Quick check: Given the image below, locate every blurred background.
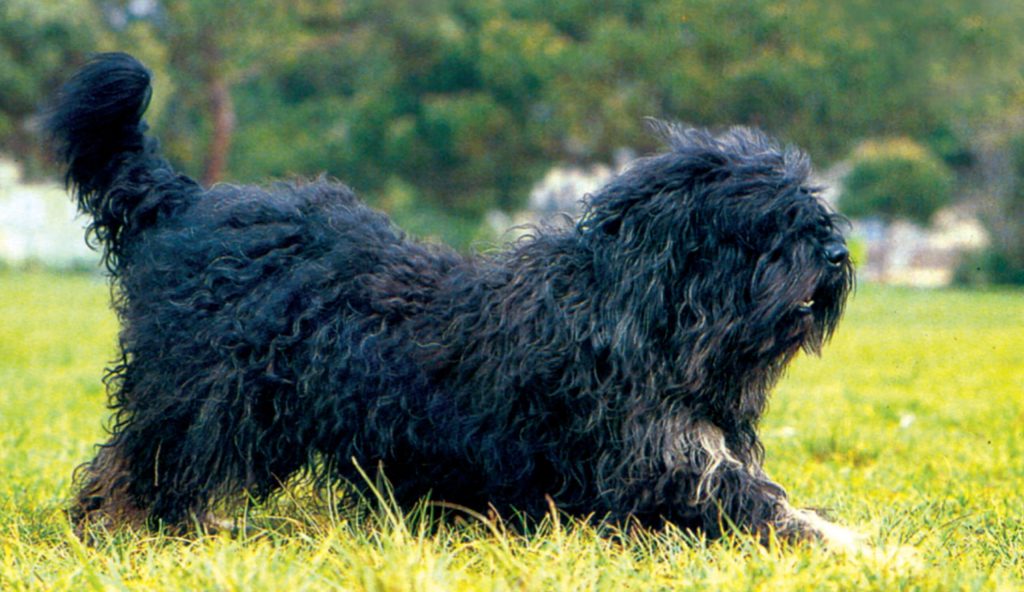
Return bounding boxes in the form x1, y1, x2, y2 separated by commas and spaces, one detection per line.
1, 0, 1022, 286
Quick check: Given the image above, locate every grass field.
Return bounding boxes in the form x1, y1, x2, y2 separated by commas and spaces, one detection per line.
0, 270, 1021, 591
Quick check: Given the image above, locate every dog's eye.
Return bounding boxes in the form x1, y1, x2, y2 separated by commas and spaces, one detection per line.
601, 217, 623, 236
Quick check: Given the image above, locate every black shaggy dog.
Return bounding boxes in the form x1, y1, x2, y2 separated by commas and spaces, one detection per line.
47, 53, 858, 547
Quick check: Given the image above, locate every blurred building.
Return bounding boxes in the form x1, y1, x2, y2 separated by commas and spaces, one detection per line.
0, 157, 96, 269
850, 209, 988, 287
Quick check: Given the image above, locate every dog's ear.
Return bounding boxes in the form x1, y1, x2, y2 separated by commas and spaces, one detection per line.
578, 182, 643, 240
581, 122, 793, 242
599, 216, 622, 237
644, 118, 693, 147
593, 199, 636, 237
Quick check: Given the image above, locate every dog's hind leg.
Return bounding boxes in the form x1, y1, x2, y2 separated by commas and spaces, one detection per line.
71, 393, 305, 535
69, 438, 149, 537
68, 426, 207, 535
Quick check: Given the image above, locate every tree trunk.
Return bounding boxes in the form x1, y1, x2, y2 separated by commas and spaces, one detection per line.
201, 74, 235, 185
201, 45, 235, 186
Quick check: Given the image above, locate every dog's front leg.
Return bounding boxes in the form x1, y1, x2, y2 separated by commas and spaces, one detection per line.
771, 501, 868, 553
679, 420, 865, 552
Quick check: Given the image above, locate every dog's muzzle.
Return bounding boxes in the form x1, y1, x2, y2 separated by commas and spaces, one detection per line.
823, 241, 849, 266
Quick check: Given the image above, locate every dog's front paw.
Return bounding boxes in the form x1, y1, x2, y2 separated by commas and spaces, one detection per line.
787, 506, 868, 554
780, 505, 923, 569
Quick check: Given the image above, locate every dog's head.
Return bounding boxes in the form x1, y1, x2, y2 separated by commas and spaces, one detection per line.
579, 123, 853, 414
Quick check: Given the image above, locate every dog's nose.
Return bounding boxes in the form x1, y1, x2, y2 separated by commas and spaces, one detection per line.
823, 242, 849, 265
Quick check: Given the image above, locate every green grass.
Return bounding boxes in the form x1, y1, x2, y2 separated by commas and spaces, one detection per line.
1, 270, 1021, 591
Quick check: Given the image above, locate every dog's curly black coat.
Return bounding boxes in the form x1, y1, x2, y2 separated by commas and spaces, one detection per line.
47, 54, 854, 541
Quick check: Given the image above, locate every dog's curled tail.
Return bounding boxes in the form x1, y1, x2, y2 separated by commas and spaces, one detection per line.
43, 52, 196, 271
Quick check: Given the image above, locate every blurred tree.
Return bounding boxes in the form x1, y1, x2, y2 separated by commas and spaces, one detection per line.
103, 0, 320, 184
956, 129, 1024, 285
1, 0, 1023, 252
0, 0, 102, 177
838, 137, 954, 282
839, 138, 954, 225
535, 0, 1013, 166
230, 0, 568, 215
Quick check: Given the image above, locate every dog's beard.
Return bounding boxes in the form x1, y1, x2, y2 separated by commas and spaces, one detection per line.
792, 260, 853, 356
749, 252, 853, 360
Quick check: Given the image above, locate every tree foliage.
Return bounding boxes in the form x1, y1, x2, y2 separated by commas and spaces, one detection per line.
1, 0, 1022, 248
839, 139, 954, 225
0, 0, 102, 177
956, 130, 1024, 285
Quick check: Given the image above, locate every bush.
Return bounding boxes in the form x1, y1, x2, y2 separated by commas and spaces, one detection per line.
954, 248, 1024, 286
839, 138, 954, 225
845, 236, 868, 269
955, 129, 1024, 286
